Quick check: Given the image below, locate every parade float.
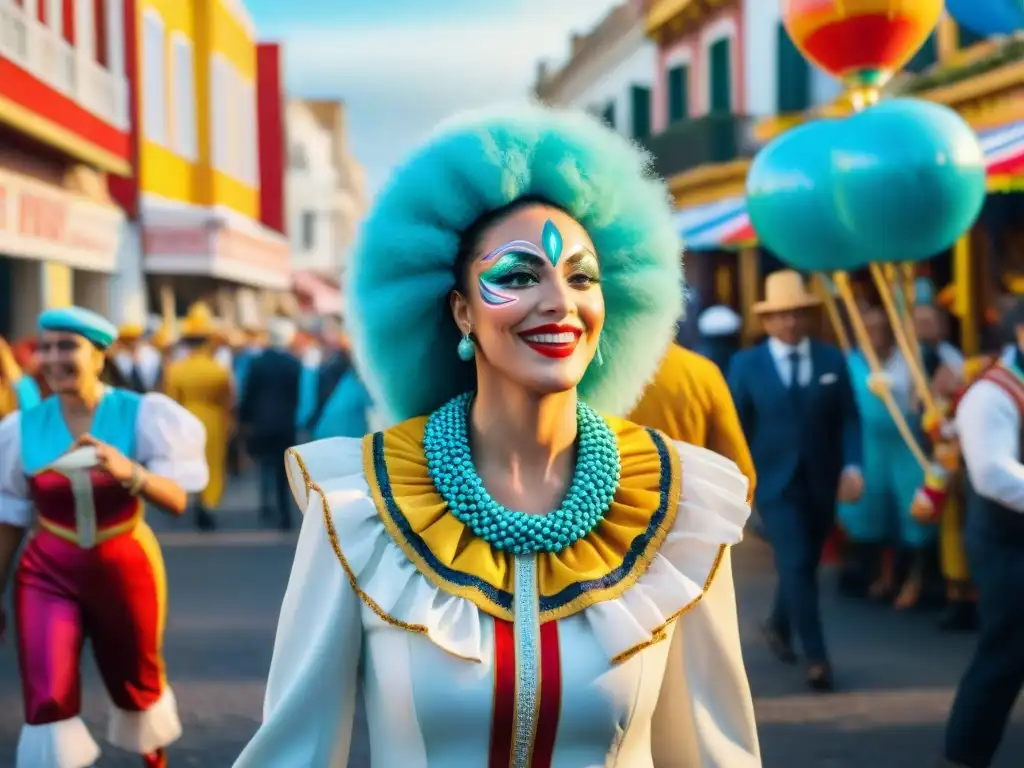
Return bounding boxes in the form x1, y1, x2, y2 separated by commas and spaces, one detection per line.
747, 0, 990, 520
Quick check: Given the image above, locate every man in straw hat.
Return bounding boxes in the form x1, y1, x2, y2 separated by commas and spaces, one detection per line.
728, 269, 864, 692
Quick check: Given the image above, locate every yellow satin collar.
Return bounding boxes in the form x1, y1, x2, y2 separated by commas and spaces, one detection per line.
362, 414, 681, 623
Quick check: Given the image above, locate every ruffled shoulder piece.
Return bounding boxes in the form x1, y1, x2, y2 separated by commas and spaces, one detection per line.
285, 421, 750, 664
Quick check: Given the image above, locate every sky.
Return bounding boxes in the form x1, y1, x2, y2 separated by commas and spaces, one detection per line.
246, 0, 622, 195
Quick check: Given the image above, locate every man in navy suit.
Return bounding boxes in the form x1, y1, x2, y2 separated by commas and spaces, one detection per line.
729, 270, 863, 691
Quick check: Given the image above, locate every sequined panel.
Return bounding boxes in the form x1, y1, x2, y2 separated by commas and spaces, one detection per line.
511, 554, 541, 767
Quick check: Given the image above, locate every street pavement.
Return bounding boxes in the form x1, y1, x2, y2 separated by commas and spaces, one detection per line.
1, 471, 1023, 767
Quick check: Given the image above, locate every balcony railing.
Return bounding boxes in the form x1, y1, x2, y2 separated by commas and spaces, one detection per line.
640, 114, 762, 180
0, 1, 127, 130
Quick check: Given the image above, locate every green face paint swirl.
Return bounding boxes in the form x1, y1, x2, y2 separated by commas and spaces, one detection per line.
542, 219, 563, 267
478, 253, 526, 306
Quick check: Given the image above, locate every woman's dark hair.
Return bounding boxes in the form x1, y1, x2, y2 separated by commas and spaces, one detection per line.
180, 336, 209, 349
452, 195, 561, 294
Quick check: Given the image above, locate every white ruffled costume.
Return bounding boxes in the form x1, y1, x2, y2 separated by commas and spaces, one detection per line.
235, 424, 761, 767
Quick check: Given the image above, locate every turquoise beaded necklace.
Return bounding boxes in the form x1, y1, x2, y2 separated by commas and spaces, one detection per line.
424, 392, 621, 555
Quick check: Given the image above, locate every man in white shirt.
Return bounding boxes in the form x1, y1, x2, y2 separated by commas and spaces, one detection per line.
942, 299, 1024, 768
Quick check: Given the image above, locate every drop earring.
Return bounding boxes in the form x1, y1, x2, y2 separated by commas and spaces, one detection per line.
457, 333, 476, 362
594, 340, 604, 367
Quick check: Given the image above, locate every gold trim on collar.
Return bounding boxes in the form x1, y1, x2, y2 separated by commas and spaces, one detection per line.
362, 415, 682, 623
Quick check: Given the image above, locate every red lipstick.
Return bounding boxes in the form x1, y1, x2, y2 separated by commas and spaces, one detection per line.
517, 323, 583, 359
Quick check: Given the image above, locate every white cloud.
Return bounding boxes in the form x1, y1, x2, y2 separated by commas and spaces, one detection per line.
277, 2, 620, 194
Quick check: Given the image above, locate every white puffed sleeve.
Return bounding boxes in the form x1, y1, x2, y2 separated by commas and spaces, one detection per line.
233, 475, 363, 767
0, 413, 31, 528
135, 393, 209, 492
651, 547, 761, 767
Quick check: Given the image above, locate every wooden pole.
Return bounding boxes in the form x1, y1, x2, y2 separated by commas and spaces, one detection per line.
952, 232, 977, 355
738, 246, 759, 346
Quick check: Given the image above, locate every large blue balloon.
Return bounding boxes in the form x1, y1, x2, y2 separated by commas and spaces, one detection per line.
747, 121, 865, 273
945, 0, 1023, 36
834, 99, 987, 263
747, 99, 986, 271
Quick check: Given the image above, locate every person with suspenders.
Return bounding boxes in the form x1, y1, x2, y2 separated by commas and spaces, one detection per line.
942, 298, 1024, 768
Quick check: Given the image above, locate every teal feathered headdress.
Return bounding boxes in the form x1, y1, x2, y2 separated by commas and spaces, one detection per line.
346, 104, 684, 424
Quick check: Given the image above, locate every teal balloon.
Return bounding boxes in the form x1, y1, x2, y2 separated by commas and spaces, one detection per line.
945, 0, 1024, 36
833, 99, 987, 264
746, 121, 864, 273
747, 99, 986, 271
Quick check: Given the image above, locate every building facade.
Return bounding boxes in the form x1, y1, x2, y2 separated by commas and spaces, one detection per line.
535, 4, 657, 143
114, 0, 289, 328
285, 98, 366, 320
0, 0, 131, 339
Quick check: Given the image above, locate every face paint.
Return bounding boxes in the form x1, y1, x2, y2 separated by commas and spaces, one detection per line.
478, 240, 546, 307
542, 219, 563, 267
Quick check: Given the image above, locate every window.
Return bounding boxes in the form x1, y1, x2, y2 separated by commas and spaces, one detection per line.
93, 0, 107, 67
957, 24, 985, 50
601, 102, 615, 129
630, 86, 651, 141
905, 33, 937, 74
142, 11, 166, 144
210, 55, 229, 172
776, 23, 810, 113
61, 0, 74, 44
708, 37, 732, 113
667, 64, 689, 123
171, 36, 196, 159
301, 211, 316, 250
291, 144, 308, 170
242, 79, 257, 184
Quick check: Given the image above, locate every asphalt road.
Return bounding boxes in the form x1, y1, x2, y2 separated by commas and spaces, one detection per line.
1, 478, 1022, 767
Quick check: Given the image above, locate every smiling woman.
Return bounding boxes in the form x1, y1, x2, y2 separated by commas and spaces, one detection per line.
234, 104, 761, 768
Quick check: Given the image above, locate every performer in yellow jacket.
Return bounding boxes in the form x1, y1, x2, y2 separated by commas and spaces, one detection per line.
162, 304, 233, 531
630, 342, 756, 500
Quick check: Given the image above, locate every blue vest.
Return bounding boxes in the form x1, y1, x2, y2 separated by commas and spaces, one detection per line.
20, 388, 142, 474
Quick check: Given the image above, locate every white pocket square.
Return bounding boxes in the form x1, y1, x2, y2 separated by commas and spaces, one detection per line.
819, 373, 838, 385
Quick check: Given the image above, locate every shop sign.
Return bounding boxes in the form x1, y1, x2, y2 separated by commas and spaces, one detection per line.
0, 168, 121, 272
142, 214, 290, 290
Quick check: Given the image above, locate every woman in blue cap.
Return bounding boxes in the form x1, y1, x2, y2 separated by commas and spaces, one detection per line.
235, 105, 760, 767
0, 306, 209, 768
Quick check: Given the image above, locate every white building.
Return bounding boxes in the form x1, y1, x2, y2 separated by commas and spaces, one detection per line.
535, 3, 657, 141
285, 98, 366, 319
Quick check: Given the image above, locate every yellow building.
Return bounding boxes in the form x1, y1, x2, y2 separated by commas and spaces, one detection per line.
133, 0, 289, 329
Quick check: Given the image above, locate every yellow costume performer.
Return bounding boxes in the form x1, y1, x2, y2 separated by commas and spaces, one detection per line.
162, 304, 233, 526
629, 342, 756, 499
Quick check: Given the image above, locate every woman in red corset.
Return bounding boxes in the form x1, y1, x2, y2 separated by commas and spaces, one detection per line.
0, 306, 209, 768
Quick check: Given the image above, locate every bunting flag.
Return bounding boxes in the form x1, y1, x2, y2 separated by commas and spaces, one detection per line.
676, 119, 1024, 249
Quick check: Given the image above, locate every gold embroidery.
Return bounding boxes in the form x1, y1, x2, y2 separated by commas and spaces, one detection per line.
609, 543, 728, 665
286, 447, 482, 664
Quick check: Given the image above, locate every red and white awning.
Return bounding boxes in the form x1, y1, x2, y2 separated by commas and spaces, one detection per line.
675, 196, 756, 252
676, 119, 1024, 250
292, 270, 343, 316
981, 120, 1024, 191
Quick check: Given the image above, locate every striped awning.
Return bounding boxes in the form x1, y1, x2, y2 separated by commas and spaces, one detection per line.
981, 120, 1024, 191
675, 196, 756, 252
676, 120, 1024, 250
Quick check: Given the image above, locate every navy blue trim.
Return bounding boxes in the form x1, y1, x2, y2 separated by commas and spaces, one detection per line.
540, 428, 672, 612
372, 427, 674, 615
372, 431, 514, 613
